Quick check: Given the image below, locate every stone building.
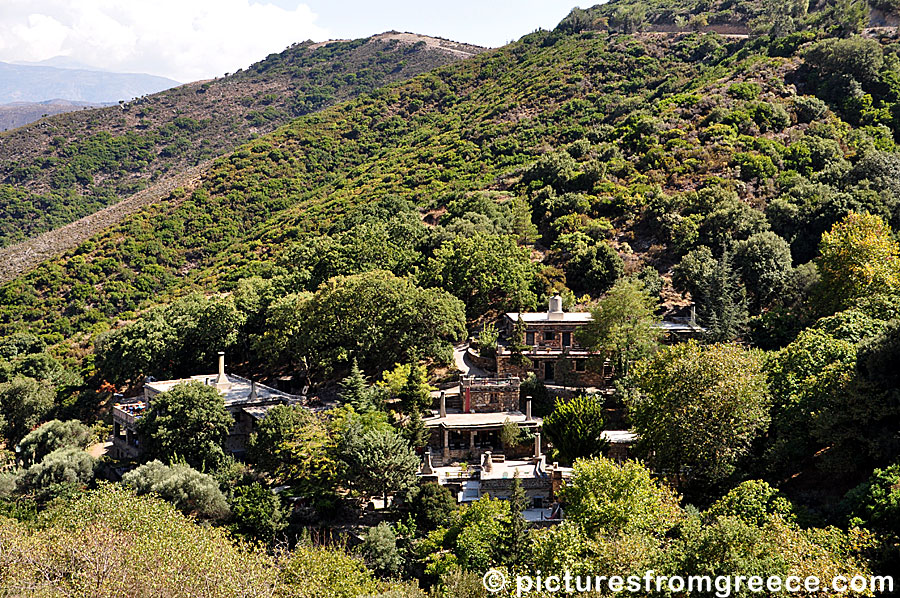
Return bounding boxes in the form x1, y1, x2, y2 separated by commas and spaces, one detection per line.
496, 295, 605, 386
111, 352, 302, 460
423, 376, 542, 465
495, 295, 704, 385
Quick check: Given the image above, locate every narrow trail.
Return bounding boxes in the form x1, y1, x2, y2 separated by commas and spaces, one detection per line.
0, 160, 212, 284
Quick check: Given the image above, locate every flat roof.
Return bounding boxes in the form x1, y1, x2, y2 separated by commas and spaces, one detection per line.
146, 374, 297, 408
603, 430, 638, 444
424, 410, 542, 429
431, 459, 573, 482
506, 312, 593, 323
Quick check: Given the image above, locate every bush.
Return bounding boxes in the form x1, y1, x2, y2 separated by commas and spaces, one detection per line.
734, 152, 777, 181
229, 482, 286, 541
360, 522, 403, 577
17, 419, 94, 466
794, 95, 828, 123
122, 460, 230, 520
727, 82, 761, 101
19, 447, 96, 496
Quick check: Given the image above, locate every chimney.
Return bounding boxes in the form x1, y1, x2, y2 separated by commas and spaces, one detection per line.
249, 380, 258, 400
439, 391, 446, 418
422, 449, 434, 475
690, 304, 697, 326
216, 352, 226, 384
548, 294, 564, 320
526, 400, 533, 421
483, 451, 493, 473
534, 432, 542, 459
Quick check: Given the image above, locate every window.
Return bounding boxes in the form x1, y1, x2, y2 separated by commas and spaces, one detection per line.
525, 331, 535, 345
562, 332, 571, 347
543, 331, 555, 341
575, 360, 586, 372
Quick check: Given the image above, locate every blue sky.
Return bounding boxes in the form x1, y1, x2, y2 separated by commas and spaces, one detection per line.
0, 0, 587, 82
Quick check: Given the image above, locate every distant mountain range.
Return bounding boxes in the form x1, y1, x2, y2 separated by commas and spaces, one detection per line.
0, 61, 180, 104
0, 99, 114, 132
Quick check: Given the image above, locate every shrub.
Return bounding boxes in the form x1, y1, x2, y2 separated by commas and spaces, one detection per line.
17, 419, 94, 466
122, 460, 230, 520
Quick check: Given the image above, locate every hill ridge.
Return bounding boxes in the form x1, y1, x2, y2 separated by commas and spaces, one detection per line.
0, 161, 210, 284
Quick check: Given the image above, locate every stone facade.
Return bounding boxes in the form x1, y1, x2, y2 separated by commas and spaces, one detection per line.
497, 296, 608, 386
460, 375, 520, 412
111, 353, 302, 460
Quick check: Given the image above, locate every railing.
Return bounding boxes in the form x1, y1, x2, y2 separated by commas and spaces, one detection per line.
112, 403, 146, 426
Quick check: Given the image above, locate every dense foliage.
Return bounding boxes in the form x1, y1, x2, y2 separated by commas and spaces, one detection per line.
2, 0, 900, 590
0, 36, 475, 246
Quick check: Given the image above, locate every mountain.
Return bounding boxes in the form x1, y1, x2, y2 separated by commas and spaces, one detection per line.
0, 33, 484, 248
0, 100, 115, 132
1, 0, 899, 351
0, 61, 179, 104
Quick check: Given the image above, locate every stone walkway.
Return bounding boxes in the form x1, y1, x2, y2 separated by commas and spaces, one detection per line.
453, 342, 490, 377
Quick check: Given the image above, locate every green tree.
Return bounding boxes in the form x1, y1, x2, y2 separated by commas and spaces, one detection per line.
845, 463, 900, 533
765, 327, 856, 475
423, 234, 538, 317
403, 408, 428, 451
18, 484, 276, 596
229, 482, 287, 542
122, 460, 230, 520
342, 427, 419, 507
558, 457, 682, 536
707, 480, 795, 527
340, 359, 378, 413
17, 419, 93, 466
0, 376, 55, 445
137, 381, 232, 469
497, 476, 529, 569
701, 249, 749, 342
732, 231, 794, 312
557, 234, 624, 296
360, 522, 403, 577
258, 271, 465, 378
407, 482, 457, 531
500, 418, 527, 450
397, 360, 433, 414
95, 293, 244, 386
247, 404, 338, 497
542, 395, 608, 465
817, 211, 900, 313
628, 342, 771, 492
575, 278, 661, 378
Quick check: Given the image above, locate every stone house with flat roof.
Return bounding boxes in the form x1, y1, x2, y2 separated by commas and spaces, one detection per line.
111, 352, 303, 460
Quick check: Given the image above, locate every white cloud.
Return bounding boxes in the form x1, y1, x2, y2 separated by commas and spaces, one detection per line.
0, 0, 330, 82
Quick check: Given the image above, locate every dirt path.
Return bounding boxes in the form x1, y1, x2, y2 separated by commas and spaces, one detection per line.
0, 160, 211, 284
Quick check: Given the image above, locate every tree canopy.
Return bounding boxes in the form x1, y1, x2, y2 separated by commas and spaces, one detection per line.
628, 342, 771, 493
137, 381, 232, 469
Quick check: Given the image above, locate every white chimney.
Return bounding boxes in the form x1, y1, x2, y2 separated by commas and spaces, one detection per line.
548, 295, 564, 320
526, 400, 533, 421
216, 352, 226, 384
422, 449, 434, 475
249, 380, 258, 400
439, 391, 446, 418
534, 432, 542, 459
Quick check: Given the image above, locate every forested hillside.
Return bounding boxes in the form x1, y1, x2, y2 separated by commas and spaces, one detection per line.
0, 33, 482, 247
2, 0, 900, 592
